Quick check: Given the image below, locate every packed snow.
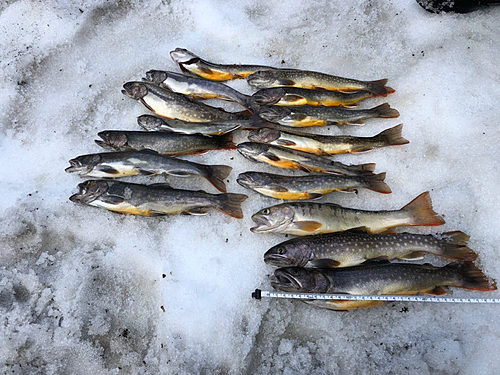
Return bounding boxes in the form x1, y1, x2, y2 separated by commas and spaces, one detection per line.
1, 0, 500, 374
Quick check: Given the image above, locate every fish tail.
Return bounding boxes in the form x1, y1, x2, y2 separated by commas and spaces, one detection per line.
401, 192, 446, 227
372, 103, 400, 118
215, 193, 248, 219
202, 164, 233, 193
439, 231, 478, 261
373, 124, 410, 147
362, 172, 392, 194
446, 261, 497, 291
216, 133, 237, 150
367, 79, 396, 96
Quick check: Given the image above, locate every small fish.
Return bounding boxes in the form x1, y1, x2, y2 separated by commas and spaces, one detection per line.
272, 262, 497, 310
250, 191, 445, 235
69, 180, 248, 218
251, 87, 378, 108
122, 81, 246, 122
248, 124, 409, 155
237, 171, 391, 200
237, 142, 375, 176
264, 231, 478, 268
257, 103, 399, 127
65, 150, 232, 193
247, 69, 395, 96
137, 115, 242, 136
144, 70, 254, 110
95, 130, 236, 156
170, 48, 276, 81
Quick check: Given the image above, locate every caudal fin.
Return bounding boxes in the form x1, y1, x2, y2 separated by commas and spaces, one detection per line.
447, 262, 497, 291
372, 103, 400, 118
216, 193, 248, 219
362, 172, 392, 194
215, 133, 237, 150
373, 124, 410, 147
439, 231, 478, 261
401, 192, 445, 227
367, 79, 396, 96
203, 164, 233, 193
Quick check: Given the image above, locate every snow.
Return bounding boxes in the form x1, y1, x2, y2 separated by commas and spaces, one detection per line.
1, 0, 500, 373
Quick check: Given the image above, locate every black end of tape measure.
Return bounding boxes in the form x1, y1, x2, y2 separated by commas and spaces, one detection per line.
252, 289, 262, 300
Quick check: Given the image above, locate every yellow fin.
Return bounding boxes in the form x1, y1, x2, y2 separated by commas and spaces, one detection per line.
295, 221, 322, 232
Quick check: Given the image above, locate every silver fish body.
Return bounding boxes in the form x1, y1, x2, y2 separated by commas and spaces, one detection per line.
237, 142, 375, 176
264, 231, 478, 268
257, 103, 399, 127
65, 150, 232, 192
250, 192, 445, 235
247, 124, 409, 155
237, 171, 391, 200
272, 262, 496, 310
69, 180, 247, 218
95, 130, 236, 156
169, 48, 275, 81
247, 69, 394, 96
145, 70, 253, 110
122, 81, 245, 122
137, 115, 242, 136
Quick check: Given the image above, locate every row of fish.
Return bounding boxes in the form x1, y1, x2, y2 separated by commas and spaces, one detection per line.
157, 48, 494, 310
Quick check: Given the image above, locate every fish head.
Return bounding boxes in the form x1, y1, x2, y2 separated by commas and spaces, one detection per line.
122, 82, 148, 100
250, 204, 295, 234
170, 48, 199, 63
271, 267, 329, 293
69, 180, 109, 205
247, 127, 281, 143
144, 70, 168, 85
65, 154, 102, 175
246, 70, 279, 89
137, 115, 166, 131
95, 131, 129, 151
258, 106, 291, 123
236, 171, 274, 190
264, 242, 312, 268
251, 88, 286, 106
236, 142, 270, 163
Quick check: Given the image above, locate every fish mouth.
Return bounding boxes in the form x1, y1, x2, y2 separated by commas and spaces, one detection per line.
263, 253, 293, 267
144, 70, 167, 85
236, 173, 258, 189
247, 128, 281, 143
271, 270, 302, 291
69, 180, 109, 204
96, 131, 128, 150
250, 214, 271, 233
169, 48, 198, 63
65, 160, 91, 175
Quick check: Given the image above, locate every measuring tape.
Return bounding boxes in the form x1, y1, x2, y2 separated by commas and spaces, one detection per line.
252, 289, 500, 304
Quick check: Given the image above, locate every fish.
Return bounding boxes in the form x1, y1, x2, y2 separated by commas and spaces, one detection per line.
251, 87, 378, 108
69, 180, 248, 218
264, 231, 478, 268
271, 262, 497, 310
169, 48, 276, 81
250, 191, 445, 235
144, 70, 254, 110
247, 124, 409, 155
65, 150, 232, 193
237, 142, 376, 176
247, 69, 395, 96
237, 171, 391, 200
122, 81, 247, 122
257, 103, 399, 127
137, 115, 242, 136
95, 130, 236, 156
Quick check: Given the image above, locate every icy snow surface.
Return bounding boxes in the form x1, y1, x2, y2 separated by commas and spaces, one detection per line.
1, 0, 500, 374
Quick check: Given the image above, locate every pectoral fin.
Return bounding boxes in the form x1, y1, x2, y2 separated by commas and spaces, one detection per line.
98, 165, 120, 174
295, 221, 323, 232
262, 152, 281, 162
183, 208, 209, 215
421, 286, 447, 296
100, 195, 125, 204
309, 259, 341, 268
276, 139, 297, 146
278, 79, 296, 86
399, 251, 426, 261
269, 185, 289, 193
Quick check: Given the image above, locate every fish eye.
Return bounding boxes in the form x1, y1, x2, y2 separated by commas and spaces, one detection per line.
289, 268, 299, 276
277, 247, 286, 255
262, 208, 270, 215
